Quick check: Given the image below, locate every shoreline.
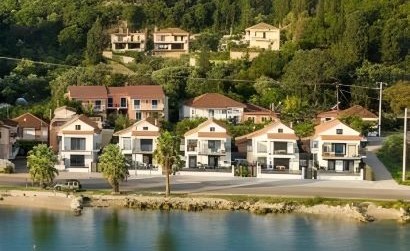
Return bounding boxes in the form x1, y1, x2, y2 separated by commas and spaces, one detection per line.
1, 190, 409, 223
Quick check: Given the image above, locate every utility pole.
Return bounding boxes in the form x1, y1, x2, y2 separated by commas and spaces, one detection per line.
377, 82, 386, 137
336, 83, 340, 110
403, 107, 408, 182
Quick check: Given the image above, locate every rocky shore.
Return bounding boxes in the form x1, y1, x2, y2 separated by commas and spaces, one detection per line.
1, 190, 409, 223
88, 194, 410, 223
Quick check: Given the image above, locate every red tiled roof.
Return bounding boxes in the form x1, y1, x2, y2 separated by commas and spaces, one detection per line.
246, 22, 279, 30
244, 103, 276, 116
197, 132, 229, 138
184, 93, 246, 109
12, 113, 48, 129
314, 119, 343, 135
108, 85, 165, 99
267, 133, 298, 140
340, 105, 378, 119
155, 28, 189, 34
68, 86, 108, 99
321, 135, 363, 141
184, 119, 229, 137
317, 110, 339, 118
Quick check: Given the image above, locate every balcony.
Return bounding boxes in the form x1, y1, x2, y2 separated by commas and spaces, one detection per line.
198, 148, 226, 156
107, 103, 128, 109
322, 152, 362, 159
93, 105, 105, 112
133, 145, 153, 153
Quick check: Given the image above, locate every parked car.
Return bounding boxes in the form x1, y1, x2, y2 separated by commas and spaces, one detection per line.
54, 179, 82, 191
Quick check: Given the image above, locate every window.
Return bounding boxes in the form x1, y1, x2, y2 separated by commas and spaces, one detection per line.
143, 127, 148, 131
134, 100, 140, 109
312, 141, 318, 149
152, 100, 158, 109
135, 112, 142, 121
120, 98, 127, 108
208, 109, 215, 117
75, 125, 81, 130
334, 143, 346, 155
95, 100, 102, 111
192, 109, 195, 115
210, 127, 215, 132
160, 35, 166, 41
123, 137, 131, 150
257, 141, 268, 153
278, 128, 283, 133
263, 32, 266, 38
0, 132, 2, 138
108, 97, 113, 107
70, 155, 85, 167
336, 129, 343, 134
70, 138, 85, 150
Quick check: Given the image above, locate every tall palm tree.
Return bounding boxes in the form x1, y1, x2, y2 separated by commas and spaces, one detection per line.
99, 144, 128, 193
154, 131, 180, 197
27, 144, 59, 188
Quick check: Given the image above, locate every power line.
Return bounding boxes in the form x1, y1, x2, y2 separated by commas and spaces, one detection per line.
340, 89, 379, 101
0, 55, 384, 90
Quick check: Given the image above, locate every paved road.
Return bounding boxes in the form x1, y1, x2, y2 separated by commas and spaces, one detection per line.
1, 173, 410, 201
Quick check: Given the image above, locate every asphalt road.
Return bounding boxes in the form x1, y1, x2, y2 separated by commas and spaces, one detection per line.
3, 154, 409, 201
1, 173, 410, 201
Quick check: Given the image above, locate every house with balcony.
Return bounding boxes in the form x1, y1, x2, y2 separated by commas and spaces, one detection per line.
317, 105, 378, 124
183, 119, 231, 169
50, 106, 77, 152
56, 115, 102, 172
113, 118, 160, 166
111, 22, 146, 52
153, 28, 190, 58
310, 119, 364, 173
236, 120, 299, 174
243, 103, 276, 123
12, 113, 48, 143
107, 85, 168, 121
0, 120, 18, 159
66, 85, 168, 122
67, 86, 108, 115
245, 22, 280, 50
181, 93, 246, 123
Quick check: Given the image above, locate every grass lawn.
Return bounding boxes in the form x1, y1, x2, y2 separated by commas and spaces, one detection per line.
377, 153, 410, 186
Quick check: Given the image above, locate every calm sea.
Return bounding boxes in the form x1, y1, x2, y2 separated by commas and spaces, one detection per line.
0, 206, 409, 251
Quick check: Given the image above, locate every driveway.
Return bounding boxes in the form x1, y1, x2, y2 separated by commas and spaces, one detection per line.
364, 137, 398, 187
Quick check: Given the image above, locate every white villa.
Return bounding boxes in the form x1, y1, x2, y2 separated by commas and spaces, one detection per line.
236, 120, 299, 173
57, 115, 102, 172
111, 22, 146, 52
245, 22, 280, 50
310, 119, 364, 173
153, 27, 190, 58
183, 119, 231, 169
181, 93, 246, 123
113, 119, 160, 166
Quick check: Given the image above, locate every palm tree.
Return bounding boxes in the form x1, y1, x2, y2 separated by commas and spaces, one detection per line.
27, 144, 59, 188
154, 131, 180, 197
99, 144, 128, 193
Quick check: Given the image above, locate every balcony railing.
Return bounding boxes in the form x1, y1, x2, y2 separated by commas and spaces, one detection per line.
322, 152, 362, 159
198, 148, 226, 155
93, 105, 105, 112
133, 145, 153, 153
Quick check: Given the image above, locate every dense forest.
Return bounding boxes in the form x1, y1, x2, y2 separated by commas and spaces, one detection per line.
0, 0, 408, 128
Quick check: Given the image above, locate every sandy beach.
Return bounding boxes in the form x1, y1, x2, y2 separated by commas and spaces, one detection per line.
0, 190, 72, 211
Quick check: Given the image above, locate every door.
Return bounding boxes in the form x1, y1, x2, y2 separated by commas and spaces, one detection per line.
208, 156, 219, 168
348, 145, 356, 157
189, 156, 197, 168
335, 160, 344, 172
